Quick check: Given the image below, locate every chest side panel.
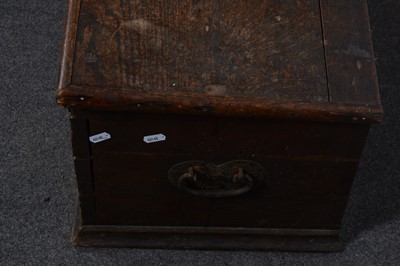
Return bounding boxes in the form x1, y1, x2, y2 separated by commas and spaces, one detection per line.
71, 0, 328, 101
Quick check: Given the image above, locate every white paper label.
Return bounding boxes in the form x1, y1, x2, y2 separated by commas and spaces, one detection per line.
89, 132, 111, 144
143, 133, 166, 144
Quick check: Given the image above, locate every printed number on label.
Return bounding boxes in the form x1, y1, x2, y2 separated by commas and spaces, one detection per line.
143, 134, 166, 144
89, 132, 111, 144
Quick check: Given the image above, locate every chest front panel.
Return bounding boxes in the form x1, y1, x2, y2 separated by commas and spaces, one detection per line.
72, 112, 369, 231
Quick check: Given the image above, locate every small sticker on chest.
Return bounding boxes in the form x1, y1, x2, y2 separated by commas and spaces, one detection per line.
143, 133, 166, 144
89, 132, 111, 143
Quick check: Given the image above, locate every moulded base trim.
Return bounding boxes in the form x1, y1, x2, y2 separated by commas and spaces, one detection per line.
71, 205, 341, 252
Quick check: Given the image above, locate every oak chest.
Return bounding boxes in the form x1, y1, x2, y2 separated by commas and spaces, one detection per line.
57, 0, 382, 251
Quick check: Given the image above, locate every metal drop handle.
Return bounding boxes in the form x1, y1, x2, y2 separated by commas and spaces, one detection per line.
168, 160, 265, 198
178, 167, 254, 197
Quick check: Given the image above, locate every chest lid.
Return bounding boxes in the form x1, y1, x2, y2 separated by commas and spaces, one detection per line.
57, 0, 382, 123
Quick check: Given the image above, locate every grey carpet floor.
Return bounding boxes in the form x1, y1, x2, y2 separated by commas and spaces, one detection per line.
1, 0, 399, 265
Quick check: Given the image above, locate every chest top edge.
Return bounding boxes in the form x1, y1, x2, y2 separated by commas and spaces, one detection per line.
57, 0, 382, 124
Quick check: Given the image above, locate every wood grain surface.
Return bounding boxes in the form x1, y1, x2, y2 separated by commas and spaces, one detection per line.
71, 0, 327, 101
57, 0, 382, 121
70, 111, 370, 231
60, 1, 383, 251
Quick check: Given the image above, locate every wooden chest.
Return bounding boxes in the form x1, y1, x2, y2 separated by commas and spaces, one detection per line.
57, 0, 382, 251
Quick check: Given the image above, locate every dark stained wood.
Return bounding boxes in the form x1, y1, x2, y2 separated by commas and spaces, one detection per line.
74, 159, 93, 195
91, 153, 357, 228
70, 118, 96, 224
93, 155, 358, 202
60, 86, 382, 123
58, 0, 81, 90
58, 0, 383, 252
86, 112, 370, 159
56, 0, 382, 122
66, 108, 369, 249
70, 118, 90, 158
73, 159, 96, 224
72, 220, 341, 251
320, 1, 381, 104
207, 198, 348, 229
71, 0, 327, 101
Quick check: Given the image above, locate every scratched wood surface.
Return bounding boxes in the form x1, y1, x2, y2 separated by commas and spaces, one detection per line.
71, 0, 328, 101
